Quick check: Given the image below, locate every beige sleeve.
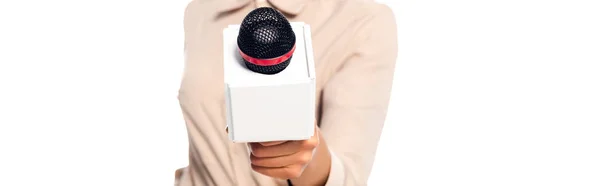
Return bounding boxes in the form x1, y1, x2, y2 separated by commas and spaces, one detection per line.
319, 4, 398, 186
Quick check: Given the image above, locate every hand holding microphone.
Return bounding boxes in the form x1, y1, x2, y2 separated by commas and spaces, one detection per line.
225, 7, 331, 183
227, 122, 328, 182
247, 124, 320, 179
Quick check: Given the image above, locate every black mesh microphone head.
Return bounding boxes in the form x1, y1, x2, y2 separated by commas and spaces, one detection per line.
237, 7, 296, 75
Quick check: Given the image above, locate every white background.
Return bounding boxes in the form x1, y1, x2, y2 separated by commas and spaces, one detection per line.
1, 0, 599, 186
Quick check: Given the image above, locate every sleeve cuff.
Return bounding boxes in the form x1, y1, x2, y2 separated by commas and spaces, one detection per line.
324, 148, 345, 186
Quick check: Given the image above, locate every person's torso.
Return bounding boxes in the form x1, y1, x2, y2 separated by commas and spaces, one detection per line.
178, 0, 383, 185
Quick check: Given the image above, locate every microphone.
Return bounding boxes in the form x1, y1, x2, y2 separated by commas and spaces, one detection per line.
223, 9, 316, 142
237, 7, 296, 75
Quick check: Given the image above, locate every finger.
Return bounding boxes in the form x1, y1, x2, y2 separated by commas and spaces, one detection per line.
250, 151, 313, 168
250, 141, 300, 158
251, 164, 306, 179
259, 141, 287, 146
250, 140, 317, 158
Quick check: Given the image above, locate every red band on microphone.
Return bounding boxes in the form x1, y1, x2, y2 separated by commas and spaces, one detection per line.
239, 45, 296, 66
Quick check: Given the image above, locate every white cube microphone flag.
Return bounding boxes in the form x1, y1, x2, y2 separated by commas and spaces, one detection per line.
223, 7, 316, 143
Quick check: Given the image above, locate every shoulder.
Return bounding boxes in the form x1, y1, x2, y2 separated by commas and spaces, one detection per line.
183, 0, 213, 27
333, 0, 396, 21
183, 0, 218, 14
183, 0, 213, 19
322, 0, 397, 45
323, 0, 397, 38
183, 0, 228, 31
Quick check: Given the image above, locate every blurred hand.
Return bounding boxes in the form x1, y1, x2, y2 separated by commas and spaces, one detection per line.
247, 126, 319, 179
226, 125, 330, 184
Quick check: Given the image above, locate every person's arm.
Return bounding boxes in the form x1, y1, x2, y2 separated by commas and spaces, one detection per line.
294, 4, 399, 186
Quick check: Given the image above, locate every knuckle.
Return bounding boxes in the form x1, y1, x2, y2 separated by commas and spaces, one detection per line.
303, 140, 318, 149
252, 149, 266, 158
310, 138, 320, 147
300, 153, 312, 164
250, 146, 268, 158
251, 164, 263, 174
251, 164, 259, 171
250, 155, 261, 165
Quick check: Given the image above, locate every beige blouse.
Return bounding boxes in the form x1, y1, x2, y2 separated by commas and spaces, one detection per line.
176, 0, 398, 185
